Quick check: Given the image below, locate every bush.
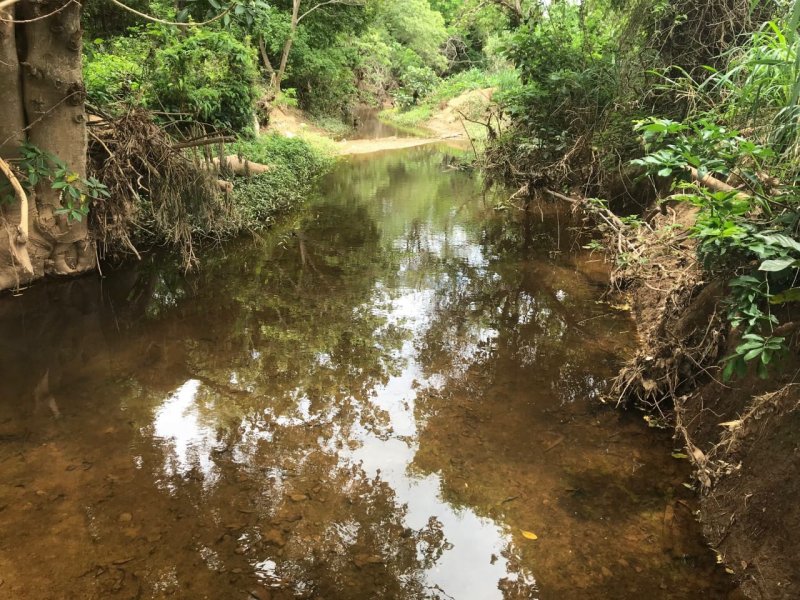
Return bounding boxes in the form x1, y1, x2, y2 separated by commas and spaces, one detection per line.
230, 134, 334, 227
228, 133, 334, 183
84, 27, 259, 134
84, 36, 147, 106
149, 28, 259, 133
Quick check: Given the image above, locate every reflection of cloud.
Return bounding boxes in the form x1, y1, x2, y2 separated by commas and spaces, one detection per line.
152, 379, 219, 489
347, 284, 538, 599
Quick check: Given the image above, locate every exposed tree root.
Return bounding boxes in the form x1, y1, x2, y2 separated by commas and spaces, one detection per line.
0, 156, 33, 275
87, 108, 234, 269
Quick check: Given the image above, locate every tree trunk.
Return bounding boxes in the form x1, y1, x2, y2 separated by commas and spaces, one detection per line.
0, 0, 94, 291
0, 3, 32, 290
275, 0, 300, 92
0, 5, 25, 157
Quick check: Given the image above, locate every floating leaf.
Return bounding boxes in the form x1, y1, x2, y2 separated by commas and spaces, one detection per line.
520, 530, 538, 540
671, 452, 689, 459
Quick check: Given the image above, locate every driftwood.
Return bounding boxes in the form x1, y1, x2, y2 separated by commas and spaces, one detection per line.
208, 156, 272, 177
688, 167, 751, 201
544, 188, 637, 253
172, 135, 235, 150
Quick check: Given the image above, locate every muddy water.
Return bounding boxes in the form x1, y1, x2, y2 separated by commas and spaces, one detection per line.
0, 147, 734, 599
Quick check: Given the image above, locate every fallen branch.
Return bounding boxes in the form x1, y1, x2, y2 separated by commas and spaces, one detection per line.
0, 157, 33, 275
208, 156, 271, 177
689, 167, 751, 201
544, 188, 636, 253
172, 135, 234, 150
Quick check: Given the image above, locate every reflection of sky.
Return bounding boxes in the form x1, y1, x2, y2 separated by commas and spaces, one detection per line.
347, 277, 538, 598
151, 379, 220, 490
147, 290, 536, 598
395, 224, 488, 268
146, 198, 540, 598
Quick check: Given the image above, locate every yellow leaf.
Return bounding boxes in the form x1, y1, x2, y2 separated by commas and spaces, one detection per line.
520, 530, 538, 540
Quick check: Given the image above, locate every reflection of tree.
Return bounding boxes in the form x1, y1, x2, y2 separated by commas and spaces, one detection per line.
0, 150, 466, 599
407, 207, 726, 599
0, 147, 729, 600
410, 207, 627, 406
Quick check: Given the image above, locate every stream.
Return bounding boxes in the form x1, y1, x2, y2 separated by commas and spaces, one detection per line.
0, 145, 737, 599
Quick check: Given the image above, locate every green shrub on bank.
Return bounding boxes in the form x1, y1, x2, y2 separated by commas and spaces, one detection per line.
229, 134, 335, 182
84, 37, 146, 106
229, 134, 335, 227
150, 28, 258, 133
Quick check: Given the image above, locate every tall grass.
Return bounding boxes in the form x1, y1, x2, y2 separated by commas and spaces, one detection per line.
697, 0, 800, 180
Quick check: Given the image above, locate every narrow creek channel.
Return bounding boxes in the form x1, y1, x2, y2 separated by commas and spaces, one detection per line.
0, 146, 736, 599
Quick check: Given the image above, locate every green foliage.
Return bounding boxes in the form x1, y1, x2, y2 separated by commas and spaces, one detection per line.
149, 27, 258, 132
1, 144, 110, 222
375, 0, 449, 73
631, 115, 800, 380
228, 133, 334, 183
228, 134, 333, 227
84, 37, 146, 106
84, 26, 258, 133
483, 0, 629, 184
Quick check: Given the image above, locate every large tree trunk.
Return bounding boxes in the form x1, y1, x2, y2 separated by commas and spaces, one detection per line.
0, 2, 32, 290
0, 5, 25, 157
0, 0, 94, 291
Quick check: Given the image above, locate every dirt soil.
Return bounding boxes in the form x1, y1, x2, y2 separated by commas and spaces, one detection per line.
266, 107, 455, 155
266, 92, 486, 156
610, 202, 800, 600
422, 87, 497, 140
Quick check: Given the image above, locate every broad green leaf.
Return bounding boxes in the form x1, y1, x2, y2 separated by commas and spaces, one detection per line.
759, 258, 799, 272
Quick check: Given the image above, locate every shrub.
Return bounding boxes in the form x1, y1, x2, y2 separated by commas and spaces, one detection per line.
84, 36, 147, 106
149, 28, 259, 133
228, 133, 334, 183
230, 134, 334, 227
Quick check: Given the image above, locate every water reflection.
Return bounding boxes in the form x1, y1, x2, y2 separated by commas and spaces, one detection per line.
0, 146, 734, 599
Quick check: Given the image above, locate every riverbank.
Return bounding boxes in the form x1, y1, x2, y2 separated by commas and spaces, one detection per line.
604, 200, 800, 599
266, 94, 479, 156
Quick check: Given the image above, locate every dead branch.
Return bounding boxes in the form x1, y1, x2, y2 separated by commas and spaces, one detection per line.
172, 136, 234, 150
689, 167, 750, 201
208, 156, 271, 177
544, 188, 636, 253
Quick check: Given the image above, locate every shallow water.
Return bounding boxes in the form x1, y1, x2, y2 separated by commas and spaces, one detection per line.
349, 107, 415, 140
0, 146, 735, 599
